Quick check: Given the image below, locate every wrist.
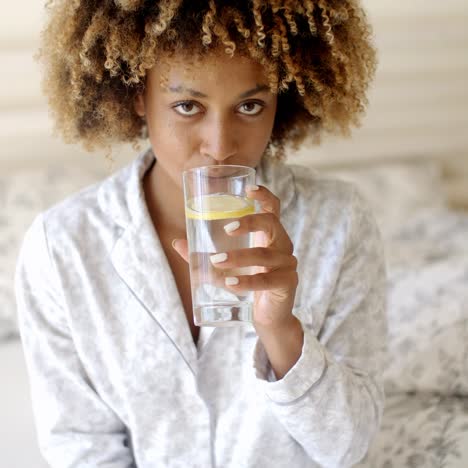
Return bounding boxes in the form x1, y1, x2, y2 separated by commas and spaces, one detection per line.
254, 314, 301, 339
254, 315, 304, 380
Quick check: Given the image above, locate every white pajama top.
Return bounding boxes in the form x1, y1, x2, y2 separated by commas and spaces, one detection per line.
15, 148, 387, 468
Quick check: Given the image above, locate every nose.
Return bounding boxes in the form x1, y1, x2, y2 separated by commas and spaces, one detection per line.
199, 117, 238, 163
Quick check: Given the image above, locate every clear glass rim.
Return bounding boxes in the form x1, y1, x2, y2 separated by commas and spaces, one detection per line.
182, 164, 255, 178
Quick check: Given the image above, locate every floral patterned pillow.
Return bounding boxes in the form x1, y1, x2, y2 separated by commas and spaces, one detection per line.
356, 393, 468, 468
382, 210, 468, 395
0, 164, 107, 341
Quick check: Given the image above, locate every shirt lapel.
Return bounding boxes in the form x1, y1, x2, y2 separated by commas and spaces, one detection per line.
99, 148, 198, 374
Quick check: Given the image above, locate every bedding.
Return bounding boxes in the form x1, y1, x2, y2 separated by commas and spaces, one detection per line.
1, 340, 48, 468
383, 209, 468, 395
0, 164, 107, 341
357, 393, 468, 468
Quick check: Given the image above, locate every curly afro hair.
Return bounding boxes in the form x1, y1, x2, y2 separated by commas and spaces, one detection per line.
37, 0, 377, 162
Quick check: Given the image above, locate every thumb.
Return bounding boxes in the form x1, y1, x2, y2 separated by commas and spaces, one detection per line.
171, 238, 189, 263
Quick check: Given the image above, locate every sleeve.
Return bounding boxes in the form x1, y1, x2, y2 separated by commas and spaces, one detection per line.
252, 188, 388, 468
15, 213, 136, 468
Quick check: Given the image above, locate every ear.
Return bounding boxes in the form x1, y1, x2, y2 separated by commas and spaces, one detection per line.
134, 92, 146, 117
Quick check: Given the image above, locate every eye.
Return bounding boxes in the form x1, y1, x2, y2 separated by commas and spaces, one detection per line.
238, 101, 264, 116
173, 101, 202, 116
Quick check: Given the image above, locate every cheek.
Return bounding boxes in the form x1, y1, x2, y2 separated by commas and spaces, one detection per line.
229, 110, 276, 155
148, 119, 195, 158
243, 117, 275, 150
246, 104, 276, 147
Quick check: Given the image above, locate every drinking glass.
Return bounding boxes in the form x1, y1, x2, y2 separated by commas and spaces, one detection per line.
182, 165, 256, 326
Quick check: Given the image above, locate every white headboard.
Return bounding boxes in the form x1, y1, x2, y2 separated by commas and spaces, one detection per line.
0, 0, 467, 172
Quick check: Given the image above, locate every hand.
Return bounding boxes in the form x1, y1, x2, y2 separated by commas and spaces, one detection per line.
172, 185, 299, 332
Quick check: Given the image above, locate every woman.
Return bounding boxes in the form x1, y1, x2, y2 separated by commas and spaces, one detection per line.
16, 1, 386, 467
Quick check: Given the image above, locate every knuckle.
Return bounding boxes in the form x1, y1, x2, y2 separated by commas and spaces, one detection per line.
241, 248, 256, 265
258, 247, 270, 261
290, 255, 298, 269
265, 212, 276, 225
293, 271, 299, 286
273, 196, 281, 209
244, 214, 255, 229
226, 250, 236, 263
263, 203, 274, 213
260, 273, 269, 288
289, 270, 299, 287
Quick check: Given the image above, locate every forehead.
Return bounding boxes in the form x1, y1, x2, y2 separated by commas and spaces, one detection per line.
149, 50, 270, 90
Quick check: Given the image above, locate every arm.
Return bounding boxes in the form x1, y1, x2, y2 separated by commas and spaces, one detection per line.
253, 190, 387, 467
15, 213, 136, 468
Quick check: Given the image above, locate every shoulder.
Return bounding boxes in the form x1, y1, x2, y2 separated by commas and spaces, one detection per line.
42, 155, 137, 238
24, 162, 132, 262
15, 181, 104, 281
287, 162, 372, 218
41, 179, 105, 241
282, 162, 383, 250
259, 157, 365, 220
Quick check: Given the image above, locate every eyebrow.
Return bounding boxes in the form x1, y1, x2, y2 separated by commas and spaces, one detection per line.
168, 84, 270, 99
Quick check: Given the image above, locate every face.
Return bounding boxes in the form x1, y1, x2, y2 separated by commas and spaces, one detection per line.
134, 49, 278, 190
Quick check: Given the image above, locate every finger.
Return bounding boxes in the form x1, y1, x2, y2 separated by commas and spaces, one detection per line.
246, 184, 281, 218
223, 213, 293, 253
184, 250, 228, 289
171, 238, 189, 263
209, 248, 297, 271
224, 269, 299, 291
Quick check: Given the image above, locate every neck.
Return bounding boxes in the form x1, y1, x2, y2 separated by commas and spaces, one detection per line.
143, 162, 187, 236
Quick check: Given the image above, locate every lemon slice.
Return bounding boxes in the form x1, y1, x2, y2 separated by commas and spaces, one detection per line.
186, 193, 254, 220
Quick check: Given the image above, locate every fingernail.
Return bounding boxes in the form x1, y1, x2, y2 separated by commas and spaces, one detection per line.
171, 239, 178, 249
246, 184, 259, 191
225, 277, 239, 286
210, 252, 228, 264
224, 221, 240, 233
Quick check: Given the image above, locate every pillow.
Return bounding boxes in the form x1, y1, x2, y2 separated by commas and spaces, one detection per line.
382, 209, 468, 396
320, 159, 448, 239
0, 164, 107, 342
384, 243, 468, 395
356, 393, 468, 468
